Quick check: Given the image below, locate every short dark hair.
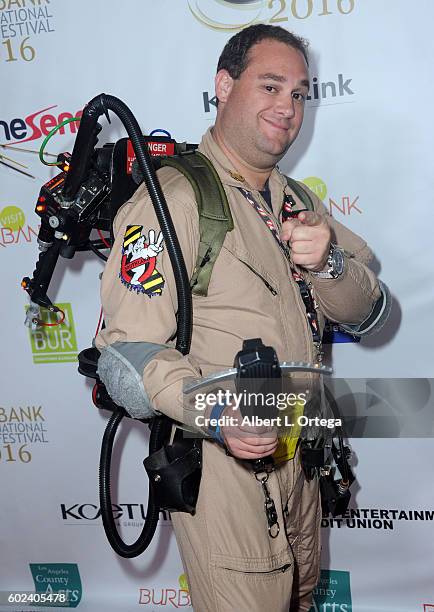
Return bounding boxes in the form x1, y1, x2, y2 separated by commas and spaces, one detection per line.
217, 24, 309, 79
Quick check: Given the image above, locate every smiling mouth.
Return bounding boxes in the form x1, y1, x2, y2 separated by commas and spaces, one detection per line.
262, 117, 291, 132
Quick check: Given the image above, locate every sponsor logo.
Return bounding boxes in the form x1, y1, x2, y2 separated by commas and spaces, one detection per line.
1, 0, 56, 65
203, 73, 354, 115
322, 321, 360, 345
0, 205, 39, 248
0, 405, 48, 464
0, 104, 82, 145
310, 569, 352, 612
303, 177, 328, 201
322, 507, 434, 531
29, 563, 82, 608
178, 575, 189, 592
307, 74, 354, 104
26, 302, 78, 364
139, 574, 191, 608
301, 176, 362, 217
0, 204, 24, 230
60, 502, 172, 524
189, 0, 355, 31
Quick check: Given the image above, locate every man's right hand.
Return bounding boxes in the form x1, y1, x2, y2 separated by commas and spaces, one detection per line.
220, 405, 278, 460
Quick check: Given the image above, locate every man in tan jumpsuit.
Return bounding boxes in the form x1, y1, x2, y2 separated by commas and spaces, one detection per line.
96, 24, 387, 612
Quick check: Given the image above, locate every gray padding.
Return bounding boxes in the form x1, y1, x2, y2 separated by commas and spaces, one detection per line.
97, 341, 168, 419
339, 280, 392, 336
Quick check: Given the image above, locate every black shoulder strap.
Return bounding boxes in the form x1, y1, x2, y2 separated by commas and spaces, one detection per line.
160, 151, 233, 296
285, 176, 315, 212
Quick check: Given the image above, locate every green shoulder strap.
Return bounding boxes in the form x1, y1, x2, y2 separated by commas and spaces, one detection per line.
285, 176, 315, 212
160, 151, 234, 296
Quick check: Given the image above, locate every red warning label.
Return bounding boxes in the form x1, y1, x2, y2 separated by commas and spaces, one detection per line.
126, 139, 175, 174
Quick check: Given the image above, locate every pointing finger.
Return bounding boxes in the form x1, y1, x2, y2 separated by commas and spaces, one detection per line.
297, 211, 324, 227
281, 218, 301, 241
148, 229, 156, 245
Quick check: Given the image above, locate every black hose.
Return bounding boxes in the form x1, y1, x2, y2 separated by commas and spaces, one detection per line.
64, 94, 192, 558
99, 410, 159, 557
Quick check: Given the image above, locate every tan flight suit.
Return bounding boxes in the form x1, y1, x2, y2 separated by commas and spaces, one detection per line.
96, 128, 381, 611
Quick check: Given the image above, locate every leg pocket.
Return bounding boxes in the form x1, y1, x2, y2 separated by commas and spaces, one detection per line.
210, 552, 294, 612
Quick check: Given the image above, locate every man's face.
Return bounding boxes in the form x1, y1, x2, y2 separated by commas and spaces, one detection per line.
215, 39, 309, 168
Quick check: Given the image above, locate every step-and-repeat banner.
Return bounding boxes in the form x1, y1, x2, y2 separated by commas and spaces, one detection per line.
1, 2, 433, 611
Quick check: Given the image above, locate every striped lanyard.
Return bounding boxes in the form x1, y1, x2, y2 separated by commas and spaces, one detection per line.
238, 187, 322, 355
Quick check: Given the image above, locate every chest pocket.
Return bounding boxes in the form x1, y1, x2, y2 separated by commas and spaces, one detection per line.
220, 243, 280, 297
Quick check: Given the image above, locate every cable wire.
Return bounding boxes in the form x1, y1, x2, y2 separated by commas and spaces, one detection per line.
39, 117, 81, 166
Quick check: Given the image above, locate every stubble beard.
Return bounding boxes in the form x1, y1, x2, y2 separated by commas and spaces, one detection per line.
247, 130, 292, 169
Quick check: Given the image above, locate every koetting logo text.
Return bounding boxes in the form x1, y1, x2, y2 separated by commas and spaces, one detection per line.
203, 73, 354, 114
0, 104, 81, 145
60, 503, 172, 524
322, 507, 434, 531
0, 206, 40, 248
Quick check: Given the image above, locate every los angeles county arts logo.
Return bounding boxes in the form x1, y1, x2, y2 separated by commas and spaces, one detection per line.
188, 0, 356, 31
29, 563, 82, 608
310, 569, 352, 612
0, 0, 56, 64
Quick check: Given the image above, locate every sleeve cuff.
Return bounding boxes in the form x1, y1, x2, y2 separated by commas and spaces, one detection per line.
208, 402, 227, 445
339, 280, 391, 336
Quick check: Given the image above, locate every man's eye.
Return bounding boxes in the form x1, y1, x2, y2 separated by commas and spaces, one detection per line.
293, 92, 306, 102
264, 85, 276, 93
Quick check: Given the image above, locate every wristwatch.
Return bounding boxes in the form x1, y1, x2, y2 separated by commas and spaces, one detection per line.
311, 244, 345, 279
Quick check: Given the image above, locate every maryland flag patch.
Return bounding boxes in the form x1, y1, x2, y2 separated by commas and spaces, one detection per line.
120, 225, 165, 297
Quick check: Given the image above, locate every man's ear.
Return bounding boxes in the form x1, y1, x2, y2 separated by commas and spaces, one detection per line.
215, 69, 234, 104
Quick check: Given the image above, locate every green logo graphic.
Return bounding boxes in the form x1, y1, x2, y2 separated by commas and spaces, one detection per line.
302, 177, 328, 201
310, 570, 352, 612
0, 205, 25, 230
178, 573, 189, 591
29, 563, 82, 608
26, 303, 78, 364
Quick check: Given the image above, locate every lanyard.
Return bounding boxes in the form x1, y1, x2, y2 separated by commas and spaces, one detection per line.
238, 187, 322, 356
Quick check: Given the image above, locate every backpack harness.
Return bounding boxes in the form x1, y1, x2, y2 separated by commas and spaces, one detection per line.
160, 150, 314, 295
159, 150, 321, 356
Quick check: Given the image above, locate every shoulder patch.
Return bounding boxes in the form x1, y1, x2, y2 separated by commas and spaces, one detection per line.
119, 225, 165, 297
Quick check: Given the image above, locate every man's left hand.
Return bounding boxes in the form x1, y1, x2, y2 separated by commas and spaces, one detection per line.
281, 211, 331, 272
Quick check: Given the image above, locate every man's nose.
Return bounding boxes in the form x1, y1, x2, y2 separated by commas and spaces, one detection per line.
275, 94, 295, 118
